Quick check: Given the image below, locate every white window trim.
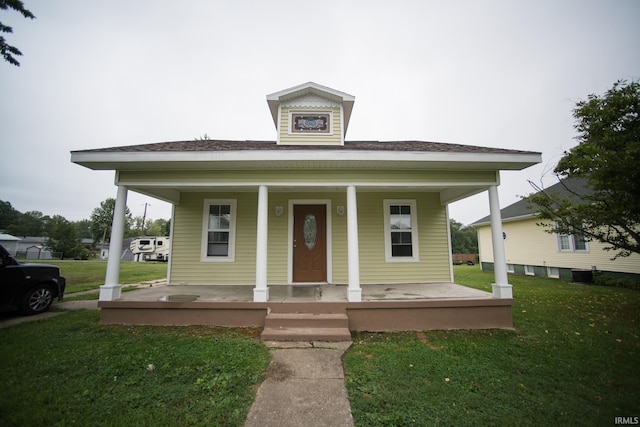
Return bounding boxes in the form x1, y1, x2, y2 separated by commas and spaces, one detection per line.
383, 199, 420, 263
201, 199, 237, 262
547, 266, 560, 279
507, 264, 515, 274
524, 265, 535, 276
556, 232, 590, 253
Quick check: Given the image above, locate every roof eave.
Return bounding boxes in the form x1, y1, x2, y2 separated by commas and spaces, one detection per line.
70, 150, 542, 172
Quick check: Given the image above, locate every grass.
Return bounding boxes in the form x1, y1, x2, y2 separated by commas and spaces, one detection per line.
30, 260, 167, 294
3, 264, 638, 425
344, 265, 640, 426
0, 311, 270, 427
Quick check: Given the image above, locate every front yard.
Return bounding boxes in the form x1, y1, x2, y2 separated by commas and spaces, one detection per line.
0, 265, 637, 425
344, 265, 640, 425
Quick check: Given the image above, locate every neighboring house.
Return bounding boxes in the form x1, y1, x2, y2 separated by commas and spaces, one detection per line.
0, 233, 21, 253
98, 238, 135, 261
71, 82, 541, 331
472, 177, 640, 281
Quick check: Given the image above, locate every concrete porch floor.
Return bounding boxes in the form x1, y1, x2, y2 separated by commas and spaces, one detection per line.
117, 282, 493, 303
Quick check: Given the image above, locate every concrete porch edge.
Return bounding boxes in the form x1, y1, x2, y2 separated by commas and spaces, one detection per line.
97, 298, 514, 331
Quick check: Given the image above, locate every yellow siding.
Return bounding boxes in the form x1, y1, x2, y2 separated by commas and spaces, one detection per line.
279, 106, 342, 145
477, 218, 640, 274
170, 192, 258, 284
357, 192, 451, 283
169, 191, 451, 285
120, 169, 496, 185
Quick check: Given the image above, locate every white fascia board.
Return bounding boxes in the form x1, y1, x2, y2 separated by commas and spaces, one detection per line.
71, 150, 541, 170
472, 212, 539, 227
266, 82, 355, 102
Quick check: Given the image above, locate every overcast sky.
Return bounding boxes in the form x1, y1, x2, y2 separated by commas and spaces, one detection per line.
1, 0, 639, 227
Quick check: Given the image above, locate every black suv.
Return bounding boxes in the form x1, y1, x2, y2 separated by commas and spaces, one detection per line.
0, 244, 66, 315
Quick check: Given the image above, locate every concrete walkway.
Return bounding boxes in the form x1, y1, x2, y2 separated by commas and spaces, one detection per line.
245, 341, 354, 427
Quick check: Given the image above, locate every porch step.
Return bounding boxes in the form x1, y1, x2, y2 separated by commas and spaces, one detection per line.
261, 311, 351, 342
261, 327, 352, 341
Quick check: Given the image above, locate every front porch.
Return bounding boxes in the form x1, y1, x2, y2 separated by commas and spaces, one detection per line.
98, 282, 514, 333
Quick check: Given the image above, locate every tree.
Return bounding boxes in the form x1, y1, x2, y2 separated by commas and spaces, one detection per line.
9, 210, 49, 236
46, 215, 83, 259
129, 217, 170, 237
0, 0, 35, 66
0, 200, 20, 230
73, 219, 93, 239
527, 80, 640, 259
450, 219, 478, 254
90, 198, 132, 243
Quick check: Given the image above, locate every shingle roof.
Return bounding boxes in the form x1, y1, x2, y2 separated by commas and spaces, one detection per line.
471, 177, 592, 226
72, 139, 538, 155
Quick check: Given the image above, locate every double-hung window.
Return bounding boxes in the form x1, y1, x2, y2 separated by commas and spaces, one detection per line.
201, 199, 237, 262
557, 231, 588, 252
383, 200, 419, 262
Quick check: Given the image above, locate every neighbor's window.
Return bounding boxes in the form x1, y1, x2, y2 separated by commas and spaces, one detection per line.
547, 266, 560, 279
201, 199, 237, 262
557, 232, 589, 252
383, 200, 419, 262
524, 265, 535, 276
507, 264, 515, 274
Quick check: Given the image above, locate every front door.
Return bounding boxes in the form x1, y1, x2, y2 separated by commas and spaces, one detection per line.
293, 204, 327, 282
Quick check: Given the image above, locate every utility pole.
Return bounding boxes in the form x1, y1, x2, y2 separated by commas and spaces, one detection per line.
141, 202, 150, 235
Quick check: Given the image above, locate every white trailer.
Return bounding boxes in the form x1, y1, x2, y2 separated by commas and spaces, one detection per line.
130, 236, 170, 262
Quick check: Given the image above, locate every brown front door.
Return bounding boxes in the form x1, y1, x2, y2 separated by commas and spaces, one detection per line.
293, 205, 327, 282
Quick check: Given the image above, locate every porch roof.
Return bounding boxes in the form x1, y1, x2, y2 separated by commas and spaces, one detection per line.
71, 139, 541, 172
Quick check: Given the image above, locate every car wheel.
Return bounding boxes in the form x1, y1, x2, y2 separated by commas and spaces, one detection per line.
20, 285, 54, 315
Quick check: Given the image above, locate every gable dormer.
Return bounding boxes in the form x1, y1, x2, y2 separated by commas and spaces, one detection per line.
266, 82, 355, 145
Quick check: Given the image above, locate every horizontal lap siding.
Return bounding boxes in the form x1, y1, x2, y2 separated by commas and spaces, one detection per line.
357, 192, 451, 284
279, 107, 342, 145
478, 219, 640, 274
170, 191, 451, 285
170, 192, 258, 285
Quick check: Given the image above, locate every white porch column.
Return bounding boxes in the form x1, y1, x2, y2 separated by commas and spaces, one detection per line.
254, 185, 269, 302
488, 185, 512, 298
346, 185, 362, 302
100, 185, 128, 301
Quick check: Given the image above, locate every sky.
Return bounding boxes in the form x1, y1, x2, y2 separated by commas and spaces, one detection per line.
1, 0, 639, 226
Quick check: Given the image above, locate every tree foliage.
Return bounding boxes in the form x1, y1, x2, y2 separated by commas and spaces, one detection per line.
527, 80, 640, 258
450, 219, 478, 254
0, 0, 35, 66
90, 198, 132, 243
128, 217, 170, 237
46, 215, 84, 259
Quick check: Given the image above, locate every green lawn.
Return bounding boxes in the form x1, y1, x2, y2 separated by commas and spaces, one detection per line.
344, 265, 640, 426
0, 311, 269, 427
2, 265, 638, 425
32, 260, 167, 294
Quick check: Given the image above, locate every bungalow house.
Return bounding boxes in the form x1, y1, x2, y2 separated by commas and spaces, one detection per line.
71, 82, 541, 335
472, 177, 640, 282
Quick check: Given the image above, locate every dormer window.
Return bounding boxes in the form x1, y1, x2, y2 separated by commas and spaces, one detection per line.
290, 112, 332, 134
266, 82, 354, 146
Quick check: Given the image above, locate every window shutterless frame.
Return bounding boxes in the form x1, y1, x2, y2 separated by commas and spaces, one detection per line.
201, 199, 237, 262
383, 199, 419, 262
